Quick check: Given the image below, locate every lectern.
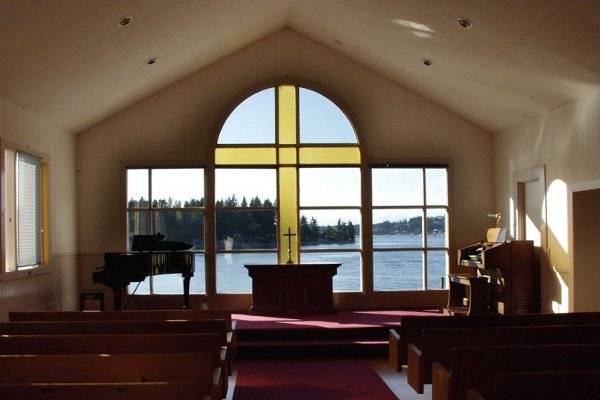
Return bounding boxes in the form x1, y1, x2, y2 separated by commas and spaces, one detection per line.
244, 263, 340, 315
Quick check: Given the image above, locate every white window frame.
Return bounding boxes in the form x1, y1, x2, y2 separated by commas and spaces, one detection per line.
125, 166, 206, 295
1, 141, 49, 280
371, 165, 449, 291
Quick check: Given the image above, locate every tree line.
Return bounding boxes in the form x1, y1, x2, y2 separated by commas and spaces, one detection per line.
128, 196, 445, 250
372, 216, 445, 235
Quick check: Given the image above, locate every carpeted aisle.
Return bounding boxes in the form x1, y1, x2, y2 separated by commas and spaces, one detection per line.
233, 360, 398, 400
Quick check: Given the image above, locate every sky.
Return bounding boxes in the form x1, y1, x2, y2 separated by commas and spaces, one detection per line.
217, 87, 358, 144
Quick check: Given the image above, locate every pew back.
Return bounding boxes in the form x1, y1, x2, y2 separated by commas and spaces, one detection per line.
432, 344, 600, 400
489, 369, 600, 400
0, 382, 210, 400
0, 320, 227, 339
408, 323, 600, 392
0, 353, 215, 385
0, 333, 223, 361
10, 310, 234, 329
398, 312, 600, 364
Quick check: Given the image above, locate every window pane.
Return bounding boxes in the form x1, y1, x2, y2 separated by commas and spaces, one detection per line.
215, 148, 276, 165
427, 208, 448, 247
16, 153, 41, 268
217, 252, 277, 293
300, 252, 361, 292
129, 276, 150, 295
426, 168, 448, 205
151, 169, 204, 208
153, 211, 204, 250
127, 169, 149, 208
299, 88, 357, 144
372, 168, 423, 206
218, 88, 275, 144
278, 85, 297, 145
153, 254, 206, 294
216, 210, 276, 250
299, 147, 360, 164
127, 211, 149, 250
279, 147, 296, 164
215, 169, 276, 206
279, 167, 298, 264
427, 250, 448, 290
373, 209, 423, 248
300, 210, 360, 250
299, 168, 360, 206
373, 251, 423, 291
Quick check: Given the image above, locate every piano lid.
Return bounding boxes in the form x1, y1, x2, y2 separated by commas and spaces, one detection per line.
131, 233, 192, 252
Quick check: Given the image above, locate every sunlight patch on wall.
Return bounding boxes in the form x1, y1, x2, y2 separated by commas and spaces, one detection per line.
525, 214, 541, 246
545, 179, 569, 253
551, 266, 570, 313
509, 197, 515, 238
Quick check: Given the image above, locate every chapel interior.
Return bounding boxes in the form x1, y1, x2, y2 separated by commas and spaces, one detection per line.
0, 1, 599, 399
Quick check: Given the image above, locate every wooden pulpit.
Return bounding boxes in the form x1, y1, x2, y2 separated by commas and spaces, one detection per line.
244, 263, 341, 315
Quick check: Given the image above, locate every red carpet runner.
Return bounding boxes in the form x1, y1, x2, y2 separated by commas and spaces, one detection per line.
233, 360, 398, 400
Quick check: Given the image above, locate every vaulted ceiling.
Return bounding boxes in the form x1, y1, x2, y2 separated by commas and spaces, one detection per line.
1, 0, 599, 134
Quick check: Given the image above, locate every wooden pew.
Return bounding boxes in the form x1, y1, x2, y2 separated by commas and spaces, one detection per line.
431, 344, 600, 400
465, 370, 600, 400
9, 309, 235, 329
0, 353, 220, 400
0, 333, 228, 398
407, 324, 600, 393
0, 319, 232, 378
0, 319, 227, 335
389, 311, 600, 371
0, 382, 211, 400
10, 309, 237, 360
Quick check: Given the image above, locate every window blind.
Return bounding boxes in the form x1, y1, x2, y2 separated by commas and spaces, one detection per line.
16, 152, 41, 268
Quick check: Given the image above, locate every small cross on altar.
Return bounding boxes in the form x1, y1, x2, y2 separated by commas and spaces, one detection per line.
283, 227, 296, 264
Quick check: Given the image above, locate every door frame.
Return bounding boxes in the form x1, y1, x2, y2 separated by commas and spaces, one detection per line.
512, 166, 547, 248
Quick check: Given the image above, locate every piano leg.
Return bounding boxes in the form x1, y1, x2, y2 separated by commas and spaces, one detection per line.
183, 276, 191, 309
112, 285, 124, 311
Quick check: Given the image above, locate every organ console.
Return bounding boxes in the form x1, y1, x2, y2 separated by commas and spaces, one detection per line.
447, 229, 539, 315
93, 234, 195, 310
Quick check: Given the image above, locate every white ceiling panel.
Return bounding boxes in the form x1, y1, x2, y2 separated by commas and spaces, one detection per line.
0, 0, 598, 134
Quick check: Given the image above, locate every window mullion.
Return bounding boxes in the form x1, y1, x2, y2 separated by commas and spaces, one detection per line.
422, 167, 428, 290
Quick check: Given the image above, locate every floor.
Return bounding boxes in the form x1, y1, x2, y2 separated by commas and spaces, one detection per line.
225, 357, 432, 400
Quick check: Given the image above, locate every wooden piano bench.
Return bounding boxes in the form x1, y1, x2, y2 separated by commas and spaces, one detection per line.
79, 291, 105, 311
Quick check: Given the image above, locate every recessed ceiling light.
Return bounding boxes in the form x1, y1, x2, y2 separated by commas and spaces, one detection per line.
422, 58, 433, 66
117, 16, 134, 28
146, 57, 157, 65
457, 17, 472, 29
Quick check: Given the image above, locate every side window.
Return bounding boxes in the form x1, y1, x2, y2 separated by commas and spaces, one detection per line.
3, 149, 49, 273
371, 167, 449, 291
126, 167, 206, 294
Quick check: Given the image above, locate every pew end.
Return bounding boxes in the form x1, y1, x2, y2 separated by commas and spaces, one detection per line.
465, 388, 486, 400
388, 329, 401, 372
432, 362, 451, 400
406, 343, 425, 394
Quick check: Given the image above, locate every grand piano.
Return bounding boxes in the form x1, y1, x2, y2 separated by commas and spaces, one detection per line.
93, 234, 195, 310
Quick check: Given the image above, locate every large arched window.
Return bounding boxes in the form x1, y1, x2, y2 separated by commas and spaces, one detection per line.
215, 85, 361, 293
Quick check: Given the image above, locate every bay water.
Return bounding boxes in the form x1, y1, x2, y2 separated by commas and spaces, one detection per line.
134, 234, 447, 295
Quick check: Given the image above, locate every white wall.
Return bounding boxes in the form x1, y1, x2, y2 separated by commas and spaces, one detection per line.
494, 89, 600, 312
0, 97, 78, 320
77, 29, 494, 307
